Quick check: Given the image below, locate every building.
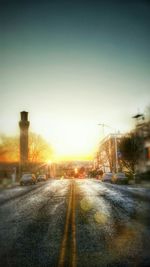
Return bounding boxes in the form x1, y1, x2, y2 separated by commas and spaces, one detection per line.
95, 133, 123, 173
133, 115, 150, 173
19, 111, 30, 172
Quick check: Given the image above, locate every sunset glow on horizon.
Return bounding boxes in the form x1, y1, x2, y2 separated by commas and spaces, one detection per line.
0, 0, 149, 162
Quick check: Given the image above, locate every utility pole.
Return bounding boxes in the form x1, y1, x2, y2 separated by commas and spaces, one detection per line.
98, 123, 105, 137
114, 131, 118, 173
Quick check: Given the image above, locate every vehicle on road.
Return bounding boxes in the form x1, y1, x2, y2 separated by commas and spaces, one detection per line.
102, 172, 113, 183
112, 172, 128, 184
20, 173, 37, 186
37, 174, 47, 182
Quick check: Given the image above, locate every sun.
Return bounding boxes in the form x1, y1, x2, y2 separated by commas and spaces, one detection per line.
46, 159, 52, 164
32, 118, 98, 161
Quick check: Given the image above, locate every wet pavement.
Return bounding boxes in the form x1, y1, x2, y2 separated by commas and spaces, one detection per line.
0, 179, 150, 267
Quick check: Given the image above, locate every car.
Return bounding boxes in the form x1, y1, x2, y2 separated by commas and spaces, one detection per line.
20, 173, 37, 185
102, 172, 113, 183
37, 174, 47, 182
112, 172, 128, 184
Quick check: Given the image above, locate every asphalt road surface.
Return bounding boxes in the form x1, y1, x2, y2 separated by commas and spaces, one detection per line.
0, 179, 150, 267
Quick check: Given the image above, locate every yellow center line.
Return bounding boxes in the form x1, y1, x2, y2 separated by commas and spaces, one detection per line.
58, 182, 73, 267
71, 180, 77, 267
57, 180, 77, 267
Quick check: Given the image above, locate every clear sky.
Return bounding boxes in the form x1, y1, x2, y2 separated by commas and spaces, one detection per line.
0, 0, 150, 161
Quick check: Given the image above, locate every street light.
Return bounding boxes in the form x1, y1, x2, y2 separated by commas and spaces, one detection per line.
98, 123, 118, 173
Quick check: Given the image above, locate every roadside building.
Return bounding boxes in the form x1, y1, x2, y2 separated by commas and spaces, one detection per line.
133, 118, 150, 173
95, 133, 123, 173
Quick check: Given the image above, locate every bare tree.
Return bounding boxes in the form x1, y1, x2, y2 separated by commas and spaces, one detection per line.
28, 132, 53, 163
0, 134, 19, 162
0, 132, 53, 163
119, 133, 142, 174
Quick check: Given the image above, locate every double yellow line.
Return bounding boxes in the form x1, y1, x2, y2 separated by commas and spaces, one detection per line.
58, 180, 77, 267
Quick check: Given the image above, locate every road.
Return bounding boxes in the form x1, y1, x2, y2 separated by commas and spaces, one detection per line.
0, 179, 150, 267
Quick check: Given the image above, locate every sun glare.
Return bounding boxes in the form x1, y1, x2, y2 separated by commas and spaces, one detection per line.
46, 160, 52, 164
33, 118, 98, 161
52, 135, 94, 161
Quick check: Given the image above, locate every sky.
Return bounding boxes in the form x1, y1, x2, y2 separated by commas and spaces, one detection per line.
0, 0, 150, 161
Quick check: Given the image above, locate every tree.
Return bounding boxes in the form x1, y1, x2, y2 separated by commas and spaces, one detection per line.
0, 134, 19, 162
28, 132, 53, 163
119, 133, 142, 174
98, 137, 116, 172
0, 132, 53, 163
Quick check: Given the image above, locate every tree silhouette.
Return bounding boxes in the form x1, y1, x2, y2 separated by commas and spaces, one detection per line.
119, 133, 142, 174
0, 133, 53, 163
29, 132, 53, 163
